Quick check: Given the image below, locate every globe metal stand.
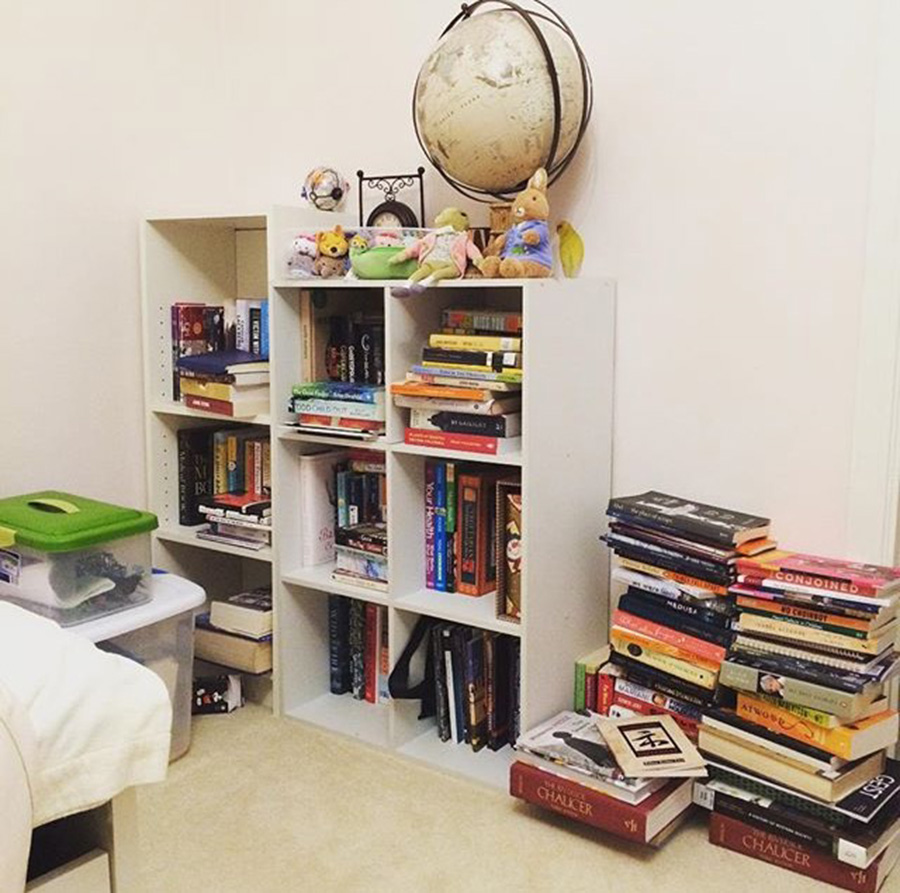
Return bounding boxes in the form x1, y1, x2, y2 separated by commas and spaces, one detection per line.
413, 0, 593, 202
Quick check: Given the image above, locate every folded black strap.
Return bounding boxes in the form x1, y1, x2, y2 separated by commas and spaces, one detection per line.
388, 616, 436, 719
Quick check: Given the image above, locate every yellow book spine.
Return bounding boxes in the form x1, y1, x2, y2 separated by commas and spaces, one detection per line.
754, 693, 839, 729
616, 556, 728, 596
213, 437, 228, 495
738, 613, 882, 654
179, 379, 234, 401
428, 334, 522, 352
420, 361, 524, 379
610, 632, 718, 689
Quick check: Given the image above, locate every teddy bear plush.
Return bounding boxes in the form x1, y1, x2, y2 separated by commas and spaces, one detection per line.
313, 225, 349, 278
478, 168, 552, 279
286, 234, 317, 278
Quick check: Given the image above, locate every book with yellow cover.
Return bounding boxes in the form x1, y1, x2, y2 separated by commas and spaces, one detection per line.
735, 692, 899, 761
610, 631, 719, 689
611, 627, 721, 673
754, 693, 890, 730
737, 612, 898, 656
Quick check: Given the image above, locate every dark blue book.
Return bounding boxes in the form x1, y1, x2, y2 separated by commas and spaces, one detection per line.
618, 591, 735, 648
434, 462, 447, 591
177, 348, 269, 375
349, 599, 366, 700
623, 586, 734, 628
328, 595, 351, 694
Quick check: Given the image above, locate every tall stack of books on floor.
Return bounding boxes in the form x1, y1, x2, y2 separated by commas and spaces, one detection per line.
510, 696, 701, 845
173, 299, 270, 417
328, 595, 389, 704
332, 451, 387, 591
391, 307, 522, 457
701, 549, 900, 893
429, 624, 520, 751
597, 491, 773, 737
176, 426, 271, 550
289, 311, 385, 438
194, 586, 273, 676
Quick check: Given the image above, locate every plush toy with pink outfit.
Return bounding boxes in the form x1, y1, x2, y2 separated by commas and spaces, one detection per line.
389, 208, 482, 296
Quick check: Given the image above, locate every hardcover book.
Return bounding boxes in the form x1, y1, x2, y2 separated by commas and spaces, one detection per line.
608, 491, 770, 547
176, 427, 214, 526
209, 587, 272, 639
328, 595, 351, 694
193, 617, 273, 674
510, 761, 694, 844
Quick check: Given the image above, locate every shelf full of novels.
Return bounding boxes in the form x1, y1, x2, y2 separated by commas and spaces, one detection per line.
269, 212, 614, 787
141, 213, 275, 686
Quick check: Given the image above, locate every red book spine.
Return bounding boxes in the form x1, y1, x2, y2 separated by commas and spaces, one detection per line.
612, 609, 726, 664
184, 394, 234, 416
405, 427, 501, 456
509, 761, 650, 843
709, 812, 880, 893
364, 602, 378, 704
597, 672, 615, 715
612, 692, 700, 740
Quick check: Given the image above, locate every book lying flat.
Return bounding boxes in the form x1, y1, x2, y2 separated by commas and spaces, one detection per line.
597, 713, 707, 778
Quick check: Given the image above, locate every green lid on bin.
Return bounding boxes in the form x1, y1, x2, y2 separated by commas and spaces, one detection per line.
0, 491, 158, 552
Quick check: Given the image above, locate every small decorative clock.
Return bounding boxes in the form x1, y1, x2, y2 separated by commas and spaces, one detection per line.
356, 168, 426, 228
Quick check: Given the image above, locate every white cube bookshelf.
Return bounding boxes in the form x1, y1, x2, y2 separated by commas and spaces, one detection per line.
141, 206, 615, 788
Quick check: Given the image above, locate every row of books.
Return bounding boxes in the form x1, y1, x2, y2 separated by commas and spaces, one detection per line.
392, 307, 523, 457
289, 381, 386, 437
594, 490, 900, 889
176, 426, 272, 550
430, 623, 521, 752
194, 587, 273, 675
328, 595, 389, 703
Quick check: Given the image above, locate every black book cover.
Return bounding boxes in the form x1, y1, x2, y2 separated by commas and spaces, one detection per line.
348, 473, 365, 526
610, 521, 738, 562
328, 595, 351, 694
349, 599, 366, 700
450, 626, 469, 743
489, 634, 512, 750
364, 472, 380, 524
622, 586, 735, 629
202, 305, 226, 352
604, 531, 735, 584
607, 491, 770, 547
421, 347, 521, 371
249, 307, 262, 355
508, 637, 521, 743
465, 629, 488, 752
370, 322, 385, 386
426, 412, 513, 437
431, 624, 451, 742
611, 542, 731, 587
618, 592, 735, 649
177, 427, 214, 526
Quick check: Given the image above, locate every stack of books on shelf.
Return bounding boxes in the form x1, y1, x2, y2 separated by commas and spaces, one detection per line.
598, 491, 773, 726
289, 381, 386, 437
328, 595, 389, 704
176, 426, 272, 550
194, 587, 273, 675
423, 461, 521, 612
177, 348, 270, 418
510, 708, 699, 845
699, 549, 900, 892
170, 302, 226, 401
391, 307, 523, 457
332, 451, 387, 591
430, 623, 520, 751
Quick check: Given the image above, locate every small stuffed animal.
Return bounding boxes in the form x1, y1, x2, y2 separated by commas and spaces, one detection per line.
286, 234, 317, 278
556, 220, 584, 278
314, 225, 349, 278
478, 168, 552, 279
389, 207, 483, 296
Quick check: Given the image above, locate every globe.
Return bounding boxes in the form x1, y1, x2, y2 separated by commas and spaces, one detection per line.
301, 167, 349, 212
413, 7, 588, 195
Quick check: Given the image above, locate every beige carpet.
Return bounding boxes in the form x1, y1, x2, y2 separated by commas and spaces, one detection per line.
137, 703, 900, 893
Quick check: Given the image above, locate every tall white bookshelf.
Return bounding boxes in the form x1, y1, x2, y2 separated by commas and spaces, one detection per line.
141, 206, 615, 788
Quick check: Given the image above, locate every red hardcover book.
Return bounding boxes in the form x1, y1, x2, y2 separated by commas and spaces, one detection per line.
612, 609, 727, 664
736, 551, 900, 599
404, 427, 519, 457
184, 394, 235, 417
597, 672, 615, 715
709, 812, 900, 893
510, 761, 692, 844
364, 602, 378, 704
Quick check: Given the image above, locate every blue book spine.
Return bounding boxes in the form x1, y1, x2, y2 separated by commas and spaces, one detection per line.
260, 300, 269, 359
434, 462, 447, 591
336, 470, 349, 529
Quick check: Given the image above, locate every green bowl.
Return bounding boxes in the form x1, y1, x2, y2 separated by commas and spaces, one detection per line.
350, 245, 418, 280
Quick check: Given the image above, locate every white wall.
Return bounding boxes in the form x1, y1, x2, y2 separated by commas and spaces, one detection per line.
0, 0, 882, 557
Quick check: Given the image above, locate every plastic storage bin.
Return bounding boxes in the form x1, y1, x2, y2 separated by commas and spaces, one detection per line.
76, 573, 205, 761
0, 491, 157, 626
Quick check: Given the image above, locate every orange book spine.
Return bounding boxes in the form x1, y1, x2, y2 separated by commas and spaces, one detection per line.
390, 382, 490, 401
613, 609, 726, 664
610, 627, 721, 674
735, 596, 873, 632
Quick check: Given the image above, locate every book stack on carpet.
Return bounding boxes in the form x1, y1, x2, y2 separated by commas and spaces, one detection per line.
194, 587, 273, 675
392, 307, 523, 457
332, 451, 387, 591
289, 381, 386, 438
597, 491, 775, 734
177, 349, 270, 418
510, 710, 700, 846
697, 550, 900, 891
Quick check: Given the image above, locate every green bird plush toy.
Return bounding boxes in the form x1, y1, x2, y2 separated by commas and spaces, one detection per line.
556, 220, 584, 279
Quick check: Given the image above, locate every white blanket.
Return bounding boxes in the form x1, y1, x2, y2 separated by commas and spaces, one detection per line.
0, 602, 172, 826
